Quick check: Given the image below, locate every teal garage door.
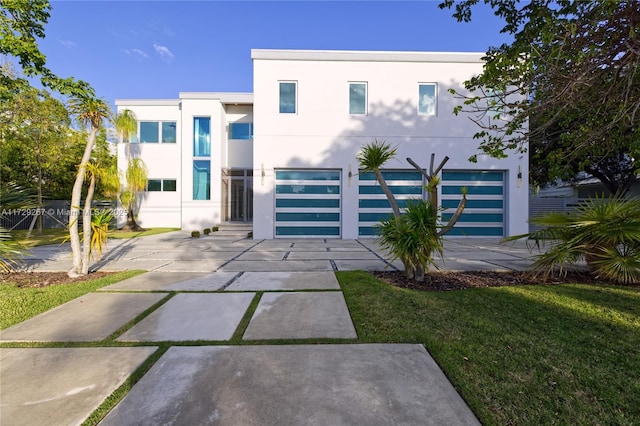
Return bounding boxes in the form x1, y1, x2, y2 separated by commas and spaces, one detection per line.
441, 170, 505, 237
275, 169, 341, 237
358, 170, 424, 236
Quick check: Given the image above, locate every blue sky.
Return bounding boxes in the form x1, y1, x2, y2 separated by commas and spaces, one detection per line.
40, 1, 510, 105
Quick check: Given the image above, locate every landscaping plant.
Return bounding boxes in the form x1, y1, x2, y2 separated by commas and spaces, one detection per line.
357, 140, 467, 281
513, 196, 640, 284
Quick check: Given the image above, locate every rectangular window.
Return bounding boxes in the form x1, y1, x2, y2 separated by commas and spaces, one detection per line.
193, 160, 211, 200
140, 121, 159, 143
418, 83, 437, 115
349, 82, 367, 115
162, 179, 177, 191
230, 123, 253, 140
279, 82, 297, 114
147, 179, 162, 191
162, 121, 176, 143
146, 179, 177, 192
193, 117, 211, 156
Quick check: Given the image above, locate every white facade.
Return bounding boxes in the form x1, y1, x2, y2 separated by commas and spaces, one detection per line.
116, 49, 529, 238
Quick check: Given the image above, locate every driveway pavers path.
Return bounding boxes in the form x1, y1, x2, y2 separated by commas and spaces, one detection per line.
1, 231, 534, 425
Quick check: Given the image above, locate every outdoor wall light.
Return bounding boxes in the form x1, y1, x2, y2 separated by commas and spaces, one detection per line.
348, 164, 352, 186
261, 164, 265, 186
517, 165, 523, 188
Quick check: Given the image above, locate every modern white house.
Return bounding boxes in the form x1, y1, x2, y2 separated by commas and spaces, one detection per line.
116, 49, 529, 239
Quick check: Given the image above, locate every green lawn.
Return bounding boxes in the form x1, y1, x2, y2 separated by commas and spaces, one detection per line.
337, 271, 640, 426
0, 271, 144, 329
107, 228, 180, 239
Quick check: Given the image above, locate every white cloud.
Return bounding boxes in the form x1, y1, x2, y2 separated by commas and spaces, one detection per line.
153, 43, 174, 62
123, 49, 150, 60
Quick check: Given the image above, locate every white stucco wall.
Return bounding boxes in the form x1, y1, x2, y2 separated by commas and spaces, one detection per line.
251, 50, 529, 239
115, 101, 182, 228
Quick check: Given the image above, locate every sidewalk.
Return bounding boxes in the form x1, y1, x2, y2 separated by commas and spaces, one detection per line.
1, 232, 533, 425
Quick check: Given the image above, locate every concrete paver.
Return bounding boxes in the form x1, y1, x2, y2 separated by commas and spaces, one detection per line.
225, 271, 340, 291
99, 344, 479, 426
0, 292, 167, 342
117, 293, 255, 342
218, 260, 333, 272
1, 347, 156, 426
243, 292, 357, 340
100, 271, 209, 291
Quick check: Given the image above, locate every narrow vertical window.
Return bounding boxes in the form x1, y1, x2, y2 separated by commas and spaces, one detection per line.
162, 121, 176, 143
193, 117, 211, 156
418, 83, 437, 115
193, 160, 211, 200
279, 82, 297, 114
349, 82, 367, 115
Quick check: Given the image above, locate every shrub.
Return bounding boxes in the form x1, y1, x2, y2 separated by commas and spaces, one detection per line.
377, 199, 443, 282
212, 226, 219, 232
515, 196, 640, 284
191, 230, 200, 238
203, 228, 211, 235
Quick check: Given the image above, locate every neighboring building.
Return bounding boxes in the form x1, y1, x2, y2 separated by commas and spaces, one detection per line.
116, 49, 529, 238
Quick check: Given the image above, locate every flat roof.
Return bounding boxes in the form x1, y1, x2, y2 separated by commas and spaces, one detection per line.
251, 49, 484, 63
116, 93, 254, 106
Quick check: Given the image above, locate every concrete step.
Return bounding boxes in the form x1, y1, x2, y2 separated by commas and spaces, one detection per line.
211, 223, 252, 238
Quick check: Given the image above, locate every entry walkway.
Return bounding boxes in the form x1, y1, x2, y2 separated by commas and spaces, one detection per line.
1, 232, 535, 425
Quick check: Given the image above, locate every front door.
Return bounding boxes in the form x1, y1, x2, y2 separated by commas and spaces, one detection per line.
223, 169, 253, 223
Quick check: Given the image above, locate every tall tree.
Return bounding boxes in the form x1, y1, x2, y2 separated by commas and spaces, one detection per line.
440, 0, 640, 194
0, 0, 88, 97
2, 88, 70, 233
67, 92, 111, 277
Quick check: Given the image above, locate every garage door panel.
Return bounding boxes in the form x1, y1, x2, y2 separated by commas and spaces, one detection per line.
358, 170, 424, 237
441, 170, 505, 237
275, 169, 341, 238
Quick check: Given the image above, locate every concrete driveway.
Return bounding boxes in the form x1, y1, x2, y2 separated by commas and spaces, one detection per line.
1, 232, 534, 425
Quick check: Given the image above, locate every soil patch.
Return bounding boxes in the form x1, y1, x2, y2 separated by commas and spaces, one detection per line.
0, 272, 115, 288
373, 270, 618, 291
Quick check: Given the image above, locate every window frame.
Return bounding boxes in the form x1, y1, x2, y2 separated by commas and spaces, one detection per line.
348, 82, 368, 115
137, 120, 177, 144
229, 122, 253, 140
279, 81, 297, 114
418, 83, 438, 116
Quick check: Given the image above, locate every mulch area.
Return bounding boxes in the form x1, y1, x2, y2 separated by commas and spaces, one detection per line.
0, 272, 115, 288
373, 270, 609, 291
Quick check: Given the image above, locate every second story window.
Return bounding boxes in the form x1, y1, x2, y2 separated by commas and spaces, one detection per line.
138, 121, 177, 143
349, 82, 367, 115
418, 83, 437, 116
230, 123, 253, 140
193, 117, 211, 156
279, 81, 297, 114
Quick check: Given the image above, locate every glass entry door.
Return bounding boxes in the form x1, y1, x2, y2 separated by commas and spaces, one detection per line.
222, 169, 253, 222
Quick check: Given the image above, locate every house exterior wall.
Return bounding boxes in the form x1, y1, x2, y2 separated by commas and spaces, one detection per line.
251, 49, 529, 239
115, 49, 529, 238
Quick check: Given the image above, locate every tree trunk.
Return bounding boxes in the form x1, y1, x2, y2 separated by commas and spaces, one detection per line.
81, 173, 95, 275
374, 168, 401, 218
68, 127, 97, 277
120, 206, 145, 232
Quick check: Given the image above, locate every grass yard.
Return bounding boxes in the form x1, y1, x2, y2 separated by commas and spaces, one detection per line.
337, 271, 640, 426
0, 271, 144, 329
107, 228, 180, 239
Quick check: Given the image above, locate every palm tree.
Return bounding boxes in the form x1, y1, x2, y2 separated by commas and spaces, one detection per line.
115, 109, 147, 231
356, 139, 401, 217
67, 92, 111, 277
